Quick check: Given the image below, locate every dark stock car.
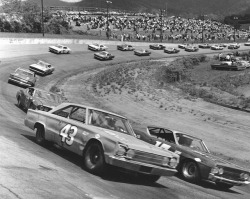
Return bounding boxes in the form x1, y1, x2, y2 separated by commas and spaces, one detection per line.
94, 51, 115, 61
149, 44, 166, 50
135, 126, 250, 189
164, 47, 180, 54
198, 43, 211, 49
134, 49, 151, 56
8, 67, 36, 87
185, 46, 199, 52
16, 87, 63, 112
117, 44, 135, 51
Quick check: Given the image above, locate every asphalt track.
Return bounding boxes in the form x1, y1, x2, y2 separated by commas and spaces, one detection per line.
0, 43, 250, 199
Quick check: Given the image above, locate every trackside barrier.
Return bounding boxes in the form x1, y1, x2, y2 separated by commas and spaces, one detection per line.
0, 38, 177, 47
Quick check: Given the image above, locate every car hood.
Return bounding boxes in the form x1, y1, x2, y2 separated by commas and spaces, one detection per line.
93, 127, 178, 158
13, 73, 33, 81
34, 97, 61, 107
184, 147, 248, 171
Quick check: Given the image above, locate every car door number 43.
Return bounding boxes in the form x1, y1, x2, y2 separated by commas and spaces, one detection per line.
60, 124, 78, 146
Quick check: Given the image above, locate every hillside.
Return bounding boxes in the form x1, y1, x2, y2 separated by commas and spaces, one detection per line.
31, 0, 250, 17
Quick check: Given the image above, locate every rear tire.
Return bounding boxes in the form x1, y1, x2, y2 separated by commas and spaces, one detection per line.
17, 96, 22, 108
35, 126, 46, 145
83, 142, 106, 175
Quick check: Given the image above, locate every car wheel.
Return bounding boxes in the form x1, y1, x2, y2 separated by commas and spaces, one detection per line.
83, 142, 106, 175
216, 182, 234, 189
180, 160, 200, 183
35, 126, 46, 145
137, 174, 160, 183
17, 96, 22, 108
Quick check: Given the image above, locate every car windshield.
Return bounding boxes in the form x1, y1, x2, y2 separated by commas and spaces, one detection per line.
55, 45, 63, 48
176, 133, 209, 153
34, 90, 62, 103
89, 109, 135, 136
15, 69, 34, 78
37, 61, 50, 67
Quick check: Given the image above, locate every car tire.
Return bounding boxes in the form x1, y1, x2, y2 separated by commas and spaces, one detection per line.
137, 174, 160, 183
17, 96, 22, 108
35, 126, 46, 145
83, 142, 106, 175
180, 160, 200, 183
216, 182, 234, 189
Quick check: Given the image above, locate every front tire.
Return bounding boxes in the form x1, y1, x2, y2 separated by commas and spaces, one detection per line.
180, 160, 200, 183
17, 96, 22, 108
83, 142, 106, 175
216, 182, 234, 189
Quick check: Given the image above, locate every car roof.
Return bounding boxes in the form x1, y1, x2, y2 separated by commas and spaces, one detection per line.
57, 102, 127, 118
16, 67, 35, 74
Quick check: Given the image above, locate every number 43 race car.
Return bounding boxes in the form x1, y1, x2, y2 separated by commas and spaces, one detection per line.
24, 103, 179, 182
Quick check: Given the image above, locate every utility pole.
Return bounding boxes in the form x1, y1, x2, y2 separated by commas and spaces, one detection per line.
233, 16, 238, 42
41, 0, 44, 37
159, 9, 165, 43
106, 1, 112, 39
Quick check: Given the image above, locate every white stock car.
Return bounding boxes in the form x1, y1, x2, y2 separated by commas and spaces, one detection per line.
24, 102, 179, 182
29, 60, 55, 76
49, 44, 71, 54
88, 43, 108, 51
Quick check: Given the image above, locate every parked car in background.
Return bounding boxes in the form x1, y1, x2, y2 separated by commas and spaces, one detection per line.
244, 42, 250, 46
178, 43, 189, 49
88, 43, 108, 51
134, 49, 151, 56
135, 126, 250, 189
164, 47, 180, 54
185, 46, 199, 52
117, 44, 135, 51
211, 44, 224, 50
16, 87, 63, 112
29, 60, 55, 76
228, 43, 240, 49
49, 44, 71, 54
94, 51, 115, 61
149, 44, 166, 50
24, 103, 179, 182
198, 43, 211, 49
8, 68, 36, 87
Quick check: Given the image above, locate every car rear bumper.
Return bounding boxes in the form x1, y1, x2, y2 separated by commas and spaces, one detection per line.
8, 77, 34, 87
208, 173, 250, 186
105, 155, 177, 176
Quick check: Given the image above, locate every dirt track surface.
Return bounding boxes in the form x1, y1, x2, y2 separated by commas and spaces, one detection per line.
0, 44, 250, 199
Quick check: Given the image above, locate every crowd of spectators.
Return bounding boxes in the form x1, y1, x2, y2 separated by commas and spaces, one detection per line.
56, 11, 250, 43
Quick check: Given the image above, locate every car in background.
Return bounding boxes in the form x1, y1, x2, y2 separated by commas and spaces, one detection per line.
244, 42, 250, 46
117, 44, 135, 51
88, 43, 108, 51
149, 44, 166, 50
164, 47, 180, 54
94, 51, 115, 61
135, 126, 250, 189
198, 43, 211, 49
8, 68, 36, 87
228, 43, 240, 49
49, 44, 71, 54
24, 103, 179, 182
29, 60, 55, 76
134, 49, 151, 56
178, 43, 189, 49
185, 46, 199, 52
16, 87, 63, 112
211, 61, 246, 71
211, 44, 224, 50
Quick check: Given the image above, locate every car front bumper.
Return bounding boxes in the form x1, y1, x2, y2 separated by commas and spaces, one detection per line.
105, 155, 177, 177
208, 173, 250, 186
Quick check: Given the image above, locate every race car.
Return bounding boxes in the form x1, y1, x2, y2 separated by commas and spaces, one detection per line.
8, 67, 36, 87
185, 46, 199, 52
94, 51, 115, 61
211, 61, 246, 71
244, 42, 250, 46
16, 87, 63, 112
117, 44, 135, 51
178, 43, 189, 49
24, 102, 179, 182
228, 43, 240, 49
135, 126, 250, 189
210, 44, 224, 50
164, 47, 180, 54
29, 60, 55, 76
88, 43, 108, 51
198, 43, 211, 49
149, 44, 166, 50
49, 44, 71, 54
134, 49, 151, 56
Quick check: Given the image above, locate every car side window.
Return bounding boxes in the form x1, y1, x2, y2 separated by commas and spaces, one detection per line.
69, 107, 86, 123
53, 106, 72, 118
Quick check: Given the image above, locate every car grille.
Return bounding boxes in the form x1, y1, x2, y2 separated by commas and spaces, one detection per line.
132, 150, 164, 166
219, 167, 244, 181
